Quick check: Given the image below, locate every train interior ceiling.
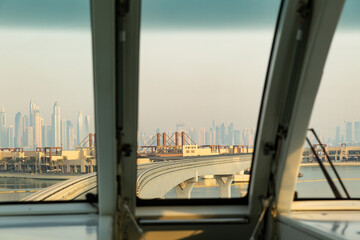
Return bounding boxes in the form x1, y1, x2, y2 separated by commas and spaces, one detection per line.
1, 0, 360, 239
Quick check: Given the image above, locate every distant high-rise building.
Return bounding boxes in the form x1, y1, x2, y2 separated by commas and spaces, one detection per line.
176, 123, 186, 133
8, 125, 14, 148
346, 122, 352, 144
243, 128, 251, 146
205, 130, 210, 145
14, 112, 22, 148
250, 128, 256, 147
67, 121, 75, 150
27, 126, 33, 148
77, 111, 84, 145
34, 111, 42, 147
22, 115, 29, 147
0, 105, 7, 147
84, 115, 91, 136
220, 123, 225, 145
234, 130, 241, 145
211, 128, 216, 145
355, 122, 360, 144
335, 126, 340, 146
227, 123, 234, 145
215, 126, 220, 144
52, 102, 61, 147
61, 119, 67, 149
198, 128, 205, 145
29, 99, 36, 128
42, 126, 52, 147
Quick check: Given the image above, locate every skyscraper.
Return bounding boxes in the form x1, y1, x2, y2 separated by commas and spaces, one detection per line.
52, 102, 61, 147
67, 120, 75, 150
234, 130, 241, 145
34, 111, 42, 147
227, 123, 234, 146
77, 111, 84, 145
85, 114, 91, 136
29, 99, 36, 127
42, 126, 52, 147
335, 126, 340, 146
355, 122, 360, 144
8, 125, 14, 148
205, 130, 210, 145
220, 123, 225, 145
14, 112, 22, 148
22, 115, 29, 147
27, 126, 33, 148
0, 105, 7, 147
346, 122, 352, 144
61, 118, 67, 149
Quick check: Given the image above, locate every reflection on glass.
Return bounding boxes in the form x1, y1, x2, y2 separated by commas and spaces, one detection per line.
295, 0, 360, 199
0, 0, 96, 202
137, 0, 281, 199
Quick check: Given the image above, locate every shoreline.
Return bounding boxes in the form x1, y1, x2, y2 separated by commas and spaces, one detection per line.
0, 173, 76, 180
300, 162, 360, 166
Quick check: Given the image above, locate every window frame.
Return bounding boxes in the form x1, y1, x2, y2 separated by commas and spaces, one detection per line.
0, 0, 108, 217
134, 0, 285, 208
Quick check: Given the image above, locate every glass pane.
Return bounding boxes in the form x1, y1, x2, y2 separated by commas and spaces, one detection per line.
295, 0, 360, 199
0, 0, 97, 202
137, 0, 281, 200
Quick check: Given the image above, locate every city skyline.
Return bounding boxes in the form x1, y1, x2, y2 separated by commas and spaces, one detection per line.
138, 121, 256, 148
0, 99, 93, 150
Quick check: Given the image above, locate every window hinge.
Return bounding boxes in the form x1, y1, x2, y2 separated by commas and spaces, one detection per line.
118, 200, 145, 240
250, 195, 274, 240
117, 0, 130, 18
264, 142, 276, 156
121, 143, 132, 157
264, 125, 287, 156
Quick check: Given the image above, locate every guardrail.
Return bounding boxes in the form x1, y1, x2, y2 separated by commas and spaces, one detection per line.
22, 172, 97, 201
137, 154, 252, 198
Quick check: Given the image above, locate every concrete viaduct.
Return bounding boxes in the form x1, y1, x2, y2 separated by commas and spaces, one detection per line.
23, 154, 252, 201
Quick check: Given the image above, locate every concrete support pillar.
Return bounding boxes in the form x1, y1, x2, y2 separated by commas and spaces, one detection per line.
163, 133, 167, 146
175, 132, 180, 146
181, 132, 186, 146
215, 174, 235, 198
174, 177, 197, 199
157, 133, 161, 147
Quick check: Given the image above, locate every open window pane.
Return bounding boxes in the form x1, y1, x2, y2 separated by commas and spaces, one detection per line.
137, 0, 281, 200
0, 0, 97, 202
295, 0, 360, 199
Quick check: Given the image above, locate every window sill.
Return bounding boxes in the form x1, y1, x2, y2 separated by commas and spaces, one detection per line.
0, 214, 112, 240
0, 202, 97, 216
291, 200, 360, 211
279, 211, 360, 240
136, 205, 249, 220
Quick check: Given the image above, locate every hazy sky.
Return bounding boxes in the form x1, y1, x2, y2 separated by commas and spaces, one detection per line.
0, 0, 359, 139
139, 0, 360, 139
0, 1, 93, 129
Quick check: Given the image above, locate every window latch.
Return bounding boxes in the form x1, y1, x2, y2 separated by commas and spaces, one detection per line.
121, 143, 132, 157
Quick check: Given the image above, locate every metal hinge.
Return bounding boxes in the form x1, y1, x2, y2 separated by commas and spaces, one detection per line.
118, 200, 146, 240
250, 195, 274, 240
118, 0, 130, 17
264, 125, 287, 156
264, 142, 276, 156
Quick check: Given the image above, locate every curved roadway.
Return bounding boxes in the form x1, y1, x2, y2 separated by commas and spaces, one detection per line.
137, 154, 252, 199
22, 154, 252, 200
